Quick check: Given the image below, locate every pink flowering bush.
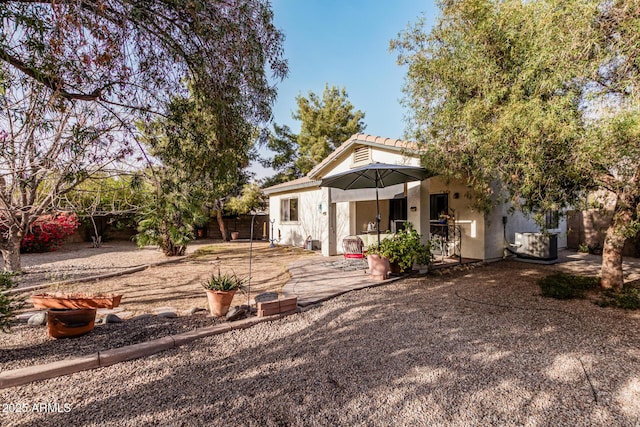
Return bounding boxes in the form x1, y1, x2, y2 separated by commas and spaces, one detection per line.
21, 213, 80, 253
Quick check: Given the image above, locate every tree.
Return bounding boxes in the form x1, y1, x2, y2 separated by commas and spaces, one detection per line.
0, 0, 286, 270
226, 183, 267, 215
138, 91, 254, 254
263, 83, 366, 182
261, 124, 304, 187
0, 78, 132, 271
393, 0, 639, 289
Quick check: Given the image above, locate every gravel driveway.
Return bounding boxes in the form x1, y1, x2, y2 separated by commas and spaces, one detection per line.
2, 261, 640, 426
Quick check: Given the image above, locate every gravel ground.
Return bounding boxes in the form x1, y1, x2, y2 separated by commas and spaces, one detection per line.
2, 241, 313, 371
2, 261, 640, 426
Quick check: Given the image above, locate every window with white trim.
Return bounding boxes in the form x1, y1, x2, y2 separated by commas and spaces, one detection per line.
280, 198, 299, 222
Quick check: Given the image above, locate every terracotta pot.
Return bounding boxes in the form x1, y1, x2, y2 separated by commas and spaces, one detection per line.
205, 289, 237, 317
230, 231, 240, 240
390, 262, 411, 275
367, 254, 390, 281
32, 293, 123, 309
47, 308, 96, 338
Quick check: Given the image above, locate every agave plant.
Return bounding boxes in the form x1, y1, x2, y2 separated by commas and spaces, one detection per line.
202, 269, 246, 292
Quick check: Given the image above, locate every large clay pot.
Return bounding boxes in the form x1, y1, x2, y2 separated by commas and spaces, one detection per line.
205, 289, 237, 317
230, 231, 240, 240
367, 254, 390, 281
47, 308, 97, 338
33, 293, 122, 309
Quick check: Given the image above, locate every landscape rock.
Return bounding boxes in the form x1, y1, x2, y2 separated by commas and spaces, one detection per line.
27, 312, 47, 326
17, 311, 43, 323
225, 306, 247, 322
188, 307, 208, 315
104, 313, 123, 324
157, 311, 177, 318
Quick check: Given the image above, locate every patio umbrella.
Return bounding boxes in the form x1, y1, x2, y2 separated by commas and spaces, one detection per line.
319, 163, 430, 245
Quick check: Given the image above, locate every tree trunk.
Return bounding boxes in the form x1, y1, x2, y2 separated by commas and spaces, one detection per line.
600, 192, 635, 290
216, 209, 228, 241
1, 232, 22, 272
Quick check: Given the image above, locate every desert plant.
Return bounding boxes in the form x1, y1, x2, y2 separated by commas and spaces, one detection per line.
577, 242, 590, 254
538, 272, 600, 300
367, 223, 432, 271
202, 269, 246, 292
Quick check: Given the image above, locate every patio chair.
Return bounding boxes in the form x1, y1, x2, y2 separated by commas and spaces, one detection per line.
342, 236, 368, 271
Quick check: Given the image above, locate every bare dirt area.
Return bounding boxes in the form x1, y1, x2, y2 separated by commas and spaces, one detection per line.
1, 241, 317, 371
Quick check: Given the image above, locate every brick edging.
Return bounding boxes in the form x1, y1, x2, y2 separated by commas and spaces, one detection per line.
0, 311, 294, 389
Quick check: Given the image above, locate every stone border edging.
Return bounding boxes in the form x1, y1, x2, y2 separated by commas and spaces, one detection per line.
0, 311, 295, 389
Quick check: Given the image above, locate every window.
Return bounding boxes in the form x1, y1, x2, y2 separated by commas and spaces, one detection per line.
280, 198, 299, 222
544, 210, 559, 229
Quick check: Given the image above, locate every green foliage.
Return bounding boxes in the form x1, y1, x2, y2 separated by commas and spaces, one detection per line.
393, 0, 595, 217
577, 243, 590, 254
597, 285, 640, 310
137, 85, 255, 254
367, 223, 432, 271
538, 273, 600, 300
225, 184, 266, 215
262, 83, 366, 184
202, 269, 246, 292
0, 273, 21, 333
392, 0, 640, 289
260, 124, 304, 187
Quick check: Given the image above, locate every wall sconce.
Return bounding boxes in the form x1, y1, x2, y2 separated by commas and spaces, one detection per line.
410, 206, 417, 212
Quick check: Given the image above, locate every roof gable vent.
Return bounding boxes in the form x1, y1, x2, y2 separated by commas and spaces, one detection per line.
353, 146, 371, 164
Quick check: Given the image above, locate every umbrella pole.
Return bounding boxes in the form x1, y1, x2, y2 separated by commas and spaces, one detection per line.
376, 181, 381, 246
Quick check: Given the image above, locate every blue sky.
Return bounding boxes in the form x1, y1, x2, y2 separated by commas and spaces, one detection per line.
252, 0, 438, 179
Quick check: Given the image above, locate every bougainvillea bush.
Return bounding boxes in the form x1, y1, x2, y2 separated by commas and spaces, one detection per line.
21, 213, 80, 253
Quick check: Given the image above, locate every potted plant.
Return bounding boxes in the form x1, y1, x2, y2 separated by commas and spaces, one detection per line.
202, 269, 246, 317
368, 222, 432, 275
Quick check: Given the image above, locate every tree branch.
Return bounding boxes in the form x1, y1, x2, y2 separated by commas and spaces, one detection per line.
0, 46, 103, 101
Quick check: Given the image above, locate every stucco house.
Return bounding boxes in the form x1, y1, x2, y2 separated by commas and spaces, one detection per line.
263, 133, 567, 262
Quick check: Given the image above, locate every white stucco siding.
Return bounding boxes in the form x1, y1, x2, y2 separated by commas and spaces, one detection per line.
268, 188, 325, 249
485, 201, 569, 261
426, 177, 486, 260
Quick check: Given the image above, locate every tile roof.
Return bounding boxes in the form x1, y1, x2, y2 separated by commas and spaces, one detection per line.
308, 133, 418, 178
262, 133, 419, 194
262, 176, 321, 195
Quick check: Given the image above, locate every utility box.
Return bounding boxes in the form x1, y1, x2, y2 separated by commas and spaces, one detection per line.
514, 232, 558, 260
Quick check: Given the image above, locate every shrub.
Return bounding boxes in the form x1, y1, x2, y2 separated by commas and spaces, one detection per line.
367, 222, 432, 271
538, 272, 600, 299
0, 273, 22, 332
21, 213, 80, 253
597, 285, 640, 310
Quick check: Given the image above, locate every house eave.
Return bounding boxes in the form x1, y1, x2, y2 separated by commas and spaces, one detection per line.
262, 179, 321, 195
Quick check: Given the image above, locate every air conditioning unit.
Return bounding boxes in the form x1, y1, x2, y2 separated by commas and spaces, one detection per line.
514, 232, 558, 260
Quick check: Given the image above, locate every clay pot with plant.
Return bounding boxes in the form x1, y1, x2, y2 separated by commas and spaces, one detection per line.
202, 269, 246, 317
367, 222, 432, 275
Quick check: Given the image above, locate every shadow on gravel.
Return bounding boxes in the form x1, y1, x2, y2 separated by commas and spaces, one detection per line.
8, 262, 640, 426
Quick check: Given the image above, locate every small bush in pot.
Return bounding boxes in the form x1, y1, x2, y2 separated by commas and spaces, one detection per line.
367, 222, 432, 273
